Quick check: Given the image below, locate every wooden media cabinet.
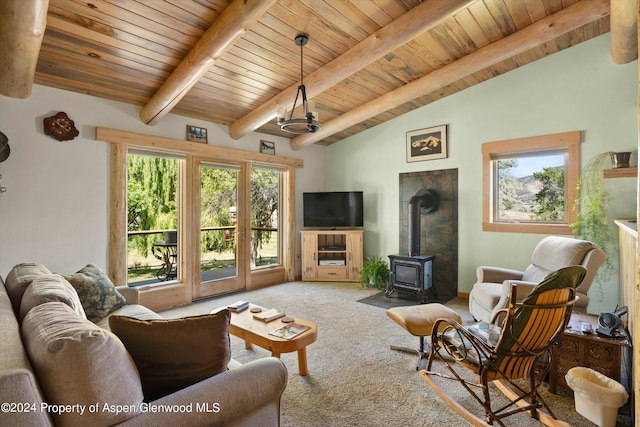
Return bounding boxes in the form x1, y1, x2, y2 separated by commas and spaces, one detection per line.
300, 230, 363, 282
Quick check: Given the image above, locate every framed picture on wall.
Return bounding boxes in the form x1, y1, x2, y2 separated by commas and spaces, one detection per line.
406, 125, 448, 162
187, 125, 208, 143
260, 140, 276, 155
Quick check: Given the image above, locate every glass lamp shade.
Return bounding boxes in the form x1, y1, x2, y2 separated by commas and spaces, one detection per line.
307, 99, 317, 119
276, 100, 321, 134
276, 104, 286, 125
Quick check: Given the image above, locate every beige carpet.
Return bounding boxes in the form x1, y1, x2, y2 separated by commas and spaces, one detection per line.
160, 281, 630, 427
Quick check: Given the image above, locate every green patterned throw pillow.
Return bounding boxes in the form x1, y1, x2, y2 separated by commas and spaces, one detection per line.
64, 264, 127, 323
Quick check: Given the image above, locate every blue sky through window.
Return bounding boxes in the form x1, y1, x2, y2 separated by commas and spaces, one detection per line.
509, 154, 564, 177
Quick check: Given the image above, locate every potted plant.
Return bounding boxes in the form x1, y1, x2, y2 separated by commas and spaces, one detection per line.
572, 151, 615, 274
360, 256, 390, 289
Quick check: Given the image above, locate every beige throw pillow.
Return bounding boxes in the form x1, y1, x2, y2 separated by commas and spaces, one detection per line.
4, 263, 52, 314
21, 302, 144, 427
109, 310, 231, 402
19, 274, 87, 322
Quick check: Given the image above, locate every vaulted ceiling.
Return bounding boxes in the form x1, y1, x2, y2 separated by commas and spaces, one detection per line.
0, 0, 635, 150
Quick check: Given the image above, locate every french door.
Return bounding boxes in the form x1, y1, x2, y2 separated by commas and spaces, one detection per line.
194, 160, 248, 299
109, 129, 297, 311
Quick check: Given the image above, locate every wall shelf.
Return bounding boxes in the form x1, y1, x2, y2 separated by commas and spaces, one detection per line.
603, 167, 637, 178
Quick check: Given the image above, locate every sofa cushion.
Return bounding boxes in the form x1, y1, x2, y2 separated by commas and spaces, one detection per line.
21, 302, 144, 427
96, 303, 163, 331
4, 263, 52, 315
19, 274, 86, 322
109, 309, 231, 402
0, 277, 52, 427
63, 264, 126, 323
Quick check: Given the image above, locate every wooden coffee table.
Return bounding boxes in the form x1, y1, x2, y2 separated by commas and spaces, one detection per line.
216, 304, 317, 376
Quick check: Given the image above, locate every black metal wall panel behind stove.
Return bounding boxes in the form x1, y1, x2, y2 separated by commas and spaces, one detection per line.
397, 169, 458, 303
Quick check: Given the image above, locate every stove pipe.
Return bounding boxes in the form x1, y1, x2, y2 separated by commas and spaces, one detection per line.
408, 189, 439, 256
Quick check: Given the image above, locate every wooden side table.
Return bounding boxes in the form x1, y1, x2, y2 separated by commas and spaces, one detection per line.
549, 312, 632, 394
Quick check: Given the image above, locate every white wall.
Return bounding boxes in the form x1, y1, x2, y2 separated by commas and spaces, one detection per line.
0, 85, 326, 276
326, 33, 638, 314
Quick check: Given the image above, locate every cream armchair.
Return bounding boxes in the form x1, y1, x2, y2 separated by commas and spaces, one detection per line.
468, 236, 606, 322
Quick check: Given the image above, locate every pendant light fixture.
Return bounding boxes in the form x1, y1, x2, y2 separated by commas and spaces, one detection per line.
276, 35, 321, 134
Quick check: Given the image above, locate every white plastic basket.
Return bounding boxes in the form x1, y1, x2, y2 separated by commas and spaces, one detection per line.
565, 367, 628, 427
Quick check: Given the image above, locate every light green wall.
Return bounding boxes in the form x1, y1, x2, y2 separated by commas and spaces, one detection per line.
326, 33, 638, 315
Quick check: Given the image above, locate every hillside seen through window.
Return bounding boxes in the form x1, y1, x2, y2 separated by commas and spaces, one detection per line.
496, 152, 565, 223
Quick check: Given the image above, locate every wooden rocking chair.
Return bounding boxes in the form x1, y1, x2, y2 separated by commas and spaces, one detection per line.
420, 266, 586, 427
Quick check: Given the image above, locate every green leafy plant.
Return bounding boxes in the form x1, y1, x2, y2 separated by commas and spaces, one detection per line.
360, 256, 390, 290
572, 151, 615, 275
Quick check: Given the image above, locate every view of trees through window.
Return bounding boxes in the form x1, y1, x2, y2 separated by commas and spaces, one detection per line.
127, 154, 179, 283
127, 153, 280, 285
250, 167, 280, 269
495, 152, 566, 222
199, 164, 238, 280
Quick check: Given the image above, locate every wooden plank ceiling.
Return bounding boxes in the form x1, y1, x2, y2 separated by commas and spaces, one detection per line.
2, 0, 621, 149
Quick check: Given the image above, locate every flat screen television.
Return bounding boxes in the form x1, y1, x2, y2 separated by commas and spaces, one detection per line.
303, 191, 364, 228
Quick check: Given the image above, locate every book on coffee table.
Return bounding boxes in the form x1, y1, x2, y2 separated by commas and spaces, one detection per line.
269, 323, 311, 339
253, 308, 285, 322
227, 300, 249, 312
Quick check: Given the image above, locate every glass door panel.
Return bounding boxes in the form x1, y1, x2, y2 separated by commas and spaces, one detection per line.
126, 152, 180, 286
250, 167, 281, 270
197, 162, 244, 298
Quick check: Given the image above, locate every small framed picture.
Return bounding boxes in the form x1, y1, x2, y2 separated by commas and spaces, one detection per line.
260, 140, 276, 155
187, 125, 207, 143
406, 125, 448, 162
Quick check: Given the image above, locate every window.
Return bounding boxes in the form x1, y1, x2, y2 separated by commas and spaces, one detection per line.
250, 166, 282, 269
127, 151, 182, 285
482, 131, 581, 234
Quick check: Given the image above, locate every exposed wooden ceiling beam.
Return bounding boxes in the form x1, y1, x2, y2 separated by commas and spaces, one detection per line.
610, 0, 638, 64
228, 0, 477, 140
290, 0, 610, 150
0, 0, 49, 99
139, 0, 276, 125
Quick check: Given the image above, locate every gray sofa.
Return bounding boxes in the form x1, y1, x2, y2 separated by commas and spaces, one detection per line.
0, 263, 287, 427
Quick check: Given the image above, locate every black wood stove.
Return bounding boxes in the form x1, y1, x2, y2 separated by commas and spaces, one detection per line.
386, 254, 436, 304
386, 188, 440, 304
